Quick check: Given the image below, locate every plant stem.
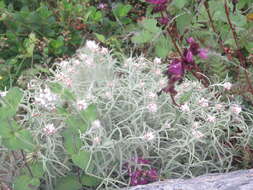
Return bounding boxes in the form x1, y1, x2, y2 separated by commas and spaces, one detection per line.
204, 1, 225, 51
21, 150, 33, 178
224, 0, 253, 94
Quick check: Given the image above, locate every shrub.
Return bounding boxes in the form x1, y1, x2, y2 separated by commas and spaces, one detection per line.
1, 41, 252, 189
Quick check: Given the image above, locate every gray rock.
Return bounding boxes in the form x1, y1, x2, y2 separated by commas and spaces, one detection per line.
124, 169, 253, 190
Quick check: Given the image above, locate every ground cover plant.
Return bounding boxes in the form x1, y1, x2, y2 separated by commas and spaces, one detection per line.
0, 0, 253, 190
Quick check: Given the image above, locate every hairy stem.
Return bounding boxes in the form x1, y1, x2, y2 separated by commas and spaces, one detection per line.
224, 0, 253, 94
21, 150, 33, 178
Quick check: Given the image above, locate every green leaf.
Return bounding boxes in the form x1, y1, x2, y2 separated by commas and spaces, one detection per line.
55, 176, 82, 190
13, 175, 39, 190
155, 36, 171, 58
66, 115, 88, 133
176, 13, 193, 34
22, 162, 44, 178
141, 19, 160, 33
63, 129, 83, 154
1, 87, 23, 119
80, 104, 97, 122
113, 3, 132, 18
95, 33, 105, 43
131, 31, 153, 44
173, 0, 187, 9
3, 129, 35, 152
81, 175, 102, 187
71, 151, 91, 169
0, 120, 19, 138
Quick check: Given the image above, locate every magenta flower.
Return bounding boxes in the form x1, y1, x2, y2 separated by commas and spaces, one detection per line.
185, 49, 194, 63
153, 4, 167, 12
157, 17, 169, 25
186, 37, 195, 44
168, 59, 184, 76
146, 0, 168, 5
147, 168, 159, 180
198, 48, 208, 59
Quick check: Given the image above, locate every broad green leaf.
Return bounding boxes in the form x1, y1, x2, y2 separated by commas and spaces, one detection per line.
1, 87, 23, 118
22, 162, 44, 178
63, 130, 83, 154
55, 176, 82, 190
71, 151, 91, 169
142, 19, 160, 33
13, 175, 39, 190
3, 129, 35, 152
0, 120, 19, 137
81, 175, 102, 187
173, 0, 187, 9
95, 33, 105, 43
113, 3, 132, 18
176, 13, 193, 34
66, 115, 88, 133
155, 36, 171, 58
131, 31, 153, 44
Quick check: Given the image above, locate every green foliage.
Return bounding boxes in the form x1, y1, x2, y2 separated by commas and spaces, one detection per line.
55, 176, 82, 190
14, 175, 40, 190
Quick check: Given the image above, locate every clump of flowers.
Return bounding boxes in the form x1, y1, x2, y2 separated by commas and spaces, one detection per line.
125, 157, 159, 186
17, 41, 252, 189
161, 37, 209, 103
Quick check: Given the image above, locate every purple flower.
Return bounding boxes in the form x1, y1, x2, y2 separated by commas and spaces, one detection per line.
157, 17, 169, 25
186, 37, 195, 44
198, 48, 208, 59
146, 0, 168, 5
153, 4, 167, 12
98, 3, 107, 9
185, 49, 194, 63
147, 168, 158, 181
168, 59, 184, 76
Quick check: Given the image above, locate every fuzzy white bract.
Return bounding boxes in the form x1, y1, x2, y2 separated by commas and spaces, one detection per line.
43, 124, 56, 135
231, 104, 242, 115
223, 82, 232, 90
147, 103, 158, 113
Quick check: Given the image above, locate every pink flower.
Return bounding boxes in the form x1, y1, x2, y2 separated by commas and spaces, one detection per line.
147, 103, 158, 113
207, 115, 216, 123
223, 82, 232, 90
231, 104, 242, 115
43, 124, 56, 135
198, 48, 208, 59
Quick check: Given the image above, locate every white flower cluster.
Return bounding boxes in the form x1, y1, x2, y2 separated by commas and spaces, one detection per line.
34, 87, 59, 110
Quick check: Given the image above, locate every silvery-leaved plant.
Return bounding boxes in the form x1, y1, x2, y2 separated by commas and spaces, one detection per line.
10, 41, 253, 189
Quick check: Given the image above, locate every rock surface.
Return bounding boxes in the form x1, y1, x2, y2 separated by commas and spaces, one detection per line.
124, 169, 253, 190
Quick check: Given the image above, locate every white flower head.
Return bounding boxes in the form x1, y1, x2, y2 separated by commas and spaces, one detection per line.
192, 129, 204, 139
215, 104, 223, 110
100, 47, 108, 54
86, 40, 100, 51
147, 92, 156, 99
158, 78, 167, 88
43, 124, 56, 135
92, 120, 102, 129
147, 103, 158, 113
231, 104, 242, 115
223, 82, 232, 90
143, 132, 155, 141
0, 90, 8, 97
154, 68, 162, 76
181, 104, 190, 112
93, 136, 101, 145
77, 100, 88, 110
154, 57, 161, 64
192, 122, 200, 129
207, 115, 216, 123
198, 98, 209, 107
